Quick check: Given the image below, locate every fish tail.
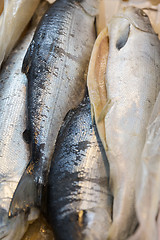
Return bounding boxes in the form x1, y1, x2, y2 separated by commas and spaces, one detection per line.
8, 161, 41, 218
107, 182, 138, 240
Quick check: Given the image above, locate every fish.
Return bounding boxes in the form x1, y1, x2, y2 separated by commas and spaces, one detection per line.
0, 2, 50, 239
127, 92, 160, 240
0, 0, 40, 68
9, 0, 98, 219
87, 6, 160, 240
47, 93, 113, 240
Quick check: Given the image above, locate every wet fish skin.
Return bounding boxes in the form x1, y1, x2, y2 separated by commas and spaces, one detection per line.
87, 6, 160, 240
127, 92, 160, 240
105, 8, 160, 240
9, 0, 97, 218
47, 94, 112, 240
0, 0, 40, 68
0, 2, 50, 239
0, 32, 33, 240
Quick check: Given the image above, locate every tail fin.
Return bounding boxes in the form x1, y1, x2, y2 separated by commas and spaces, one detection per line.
8, 162, 41, 218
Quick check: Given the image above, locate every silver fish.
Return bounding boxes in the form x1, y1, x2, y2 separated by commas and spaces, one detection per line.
9, 0, 98, 219
128, 92, 160, 240
0, 2, 49, 239
47, 94, 113, 240
87, 6, 160, 240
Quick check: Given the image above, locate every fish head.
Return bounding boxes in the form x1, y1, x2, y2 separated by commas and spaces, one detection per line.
106, 6, 156, 51
111, 6, 155, 34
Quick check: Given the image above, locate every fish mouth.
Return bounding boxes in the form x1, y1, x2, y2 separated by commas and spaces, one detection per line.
110, 6, 155, 34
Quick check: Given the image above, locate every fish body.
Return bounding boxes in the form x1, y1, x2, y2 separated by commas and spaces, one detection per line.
0, 0, 40, 67
0, 2, 49, 239
47, 94, 112, 240
128, 92, 160, 240
87, 6, 160, 240
9, 0, 97, 217
104, 8, 160, 239
0, 30, 32, 240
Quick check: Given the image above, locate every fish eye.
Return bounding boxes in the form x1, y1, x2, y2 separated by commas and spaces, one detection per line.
138, 9, 148, 17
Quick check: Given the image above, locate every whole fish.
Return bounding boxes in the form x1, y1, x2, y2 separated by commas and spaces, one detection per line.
128, 92, 160, 240
87, 6, 160, 240
9, 0, 98, 218
0, 2, 49, 239
0, 0, 40, 68
47, 94, 113, 240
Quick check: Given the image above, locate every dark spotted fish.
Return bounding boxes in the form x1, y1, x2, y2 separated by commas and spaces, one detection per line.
9, 0, 97, 218
47, 94, 113, 240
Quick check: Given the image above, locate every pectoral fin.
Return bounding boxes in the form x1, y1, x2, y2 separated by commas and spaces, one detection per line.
87, 28, 109, 150
98, 99, 112, 123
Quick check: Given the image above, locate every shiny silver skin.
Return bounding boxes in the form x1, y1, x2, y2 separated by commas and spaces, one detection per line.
9, 0, 97, 219
0, 2, 49, 239
128, 92, 160, 240
47, 94, 113, 240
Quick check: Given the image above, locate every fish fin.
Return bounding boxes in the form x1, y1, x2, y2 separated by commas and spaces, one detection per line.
84, 63, 89, 83
23, 129, 31, 144
22, 40, 35, 74
91, 103, 95, 124
87, 27, 109, 150
98, 99, 112, 123
116, 23, 130, 50
148, 92, 160, 126
8, 162, 41, 218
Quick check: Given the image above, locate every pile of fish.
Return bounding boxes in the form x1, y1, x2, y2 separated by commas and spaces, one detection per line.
0, 0, 160, 239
